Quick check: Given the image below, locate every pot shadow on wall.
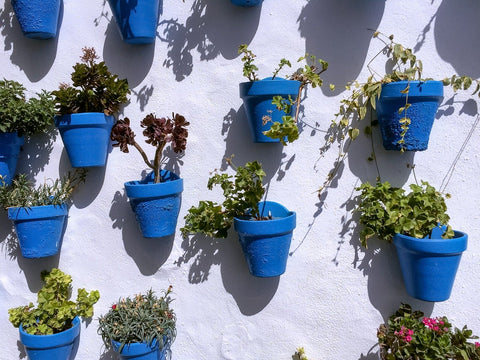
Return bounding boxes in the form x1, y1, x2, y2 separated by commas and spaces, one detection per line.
0, 0, 62, 82
158, 0, 261, 81
108, 154, 185, 275
175, 106, 287, 315
297, 0, 385, 97
433, 0, 480, 79
16, 129, 58, 178
58, 150, 108, 209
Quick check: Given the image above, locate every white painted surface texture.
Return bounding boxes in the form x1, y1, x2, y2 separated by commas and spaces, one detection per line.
1, 0, 480, 359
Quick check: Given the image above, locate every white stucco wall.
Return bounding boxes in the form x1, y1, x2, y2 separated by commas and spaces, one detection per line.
1, 0, 480, 359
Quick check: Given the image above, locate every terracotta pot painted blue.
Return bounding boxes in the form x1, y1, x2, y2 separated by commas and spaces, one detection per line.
19, 316, 80, 360
376, 80, 444, 151
124, 170, 183, 238
8, 204, 68, 258
55, 113, 114, 168
231, 0, 263, 6
11, 0, 61, 39
234, 201, 296, 277
239, 78, 301, 143
112, 339, 167, 360
393, 227, 467, 302
0, 132, 24, 186
108, 0, 161, 44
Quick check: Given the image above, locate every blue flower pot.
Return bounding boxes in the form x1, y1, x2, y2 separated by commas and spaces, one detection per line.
55, 113, 115, 168
108, 0, 161, 44
19, 316, 80, 360
234, 201, 296, 277
8, 204, 68, 259
231, 0, 263, 6
239, 78, 301, 143
393, 228, 467, 302
124, 170, 183, 238
11, 0, 61, 39
376, 80, 444, 151
0, 132, 24, 186
112, 339, 167, 360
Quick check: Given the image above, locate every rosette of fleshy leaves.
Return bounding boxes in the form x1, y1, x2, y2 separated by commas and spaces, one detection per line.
110, 113, 189, 183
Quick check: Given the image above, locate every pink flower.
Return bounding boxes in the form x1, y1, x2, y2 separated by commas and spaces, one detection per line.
475, 342, 480, 348
405, 335, 412, 342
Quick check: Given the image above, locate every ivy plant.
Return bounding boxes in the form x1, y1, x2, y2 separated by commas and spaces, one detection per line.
8, 268, 100, 335
378, 303, 480, 360
0, 79, 55, 136
52, 47, 130, 116
97, 288, 176, 352
181, 159, 267, 239
0, 169, 86, 209
238, 44, 329, 145
110, 113, 189, 184
355, 180, 454, 248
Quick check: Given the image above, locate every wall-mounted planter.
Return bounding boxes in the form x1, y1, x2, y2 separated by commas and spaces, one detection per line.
11, 0, 61, 39
0, 132, 24, 186
376, 80, 444, 151
55, 113, 114, 168
108, 0, 161, 44
112, 339, 167, 360
393, 227, 467, 302
8, 204, 68, 258
124, 170, 183, 238
19, 316, 80, 360
234, 201, 296, 277
231, 0, 263, 6
239, 78, 300, 143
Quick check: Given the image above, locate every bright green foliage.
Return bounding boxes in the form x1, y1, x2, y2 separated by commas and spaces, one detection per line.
8, 268, 100, 335
238, 45, 328, 144
355, 181, 453, 247
0, 79, 55, 136
378, 303, 480, 360
52, 47, 130, 116
97, 288, 176, 352
0, 169, 86, 209
293, 347, 310, 360
181, 160, 266, 238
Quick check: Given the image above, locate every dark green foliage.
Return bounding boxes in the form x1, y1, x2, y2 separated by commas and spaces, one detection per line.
52, 47, 130, 115
355, 181, 453, 247
8, 268, 100, 335
378, 303, 480, 360
0, 79, 55, 136
110, 113, 189, 183
181, 160, 266, 238
0, 169, 86, 208
97, 288, 176, 352
238, 45, 328, 144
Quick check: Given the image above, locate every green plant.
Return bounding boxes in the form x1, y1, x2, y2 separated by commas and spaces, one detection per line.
0, 79, 55, 136
378, 303, 480, 360
52, 47, 130, 116
355, 180, 453, 248
181, 158, 267, 238
238, 44, 328, 145
8, 268, 100, 335
319, 32, 477, 194
110, 113, 189, 184
0, 169, 87, 209
293, 347, 310, 360
97, 287, 176, 352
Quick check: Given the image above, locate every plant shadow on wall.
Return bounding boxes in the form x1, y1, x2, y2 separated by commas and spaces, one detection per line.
158, 0, 261, 81
95, 0, 159, 89
297, 0, 385, 96
177, 157, 290, 315
0, 0, 62, 82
